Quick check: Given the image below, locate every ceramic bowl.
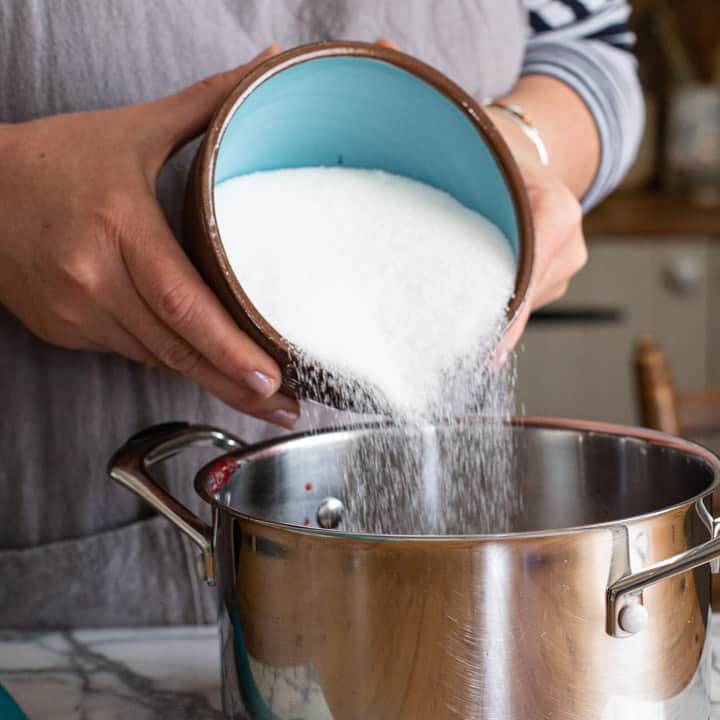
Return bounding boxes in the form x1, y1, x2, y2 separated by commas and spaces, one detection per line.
184, 40, 534, 407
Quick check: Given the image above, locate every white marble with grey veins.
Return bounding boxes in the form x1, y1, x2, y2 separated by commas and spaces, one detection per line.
2, 620, 720, 719
0, 627, 222, 719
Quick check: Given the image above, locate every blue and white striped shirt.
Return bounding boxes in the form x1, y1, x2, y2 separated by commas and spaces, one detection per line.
523, 0, 644, 208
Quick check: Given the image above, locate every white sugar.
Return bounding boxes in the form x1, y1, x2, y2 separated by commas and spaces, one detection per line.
214, 167, 515, 417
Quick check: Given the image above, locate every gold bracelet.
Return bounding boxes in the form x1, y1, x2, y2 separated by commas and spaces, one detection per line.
487, 101, 550, 167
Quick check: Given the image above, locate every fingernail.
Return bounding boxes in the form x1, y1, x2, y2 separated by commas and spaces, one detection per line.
270, 409, 299, 429
244, 370, 276, 398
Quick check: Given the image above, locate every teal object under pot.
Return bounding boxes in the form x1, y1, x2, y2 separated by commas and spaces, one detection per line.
0, 684, 28, 720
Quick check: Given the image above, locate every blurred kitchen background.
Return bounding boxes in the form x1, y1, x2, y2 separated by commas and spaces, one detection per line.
517, 0, 720, 449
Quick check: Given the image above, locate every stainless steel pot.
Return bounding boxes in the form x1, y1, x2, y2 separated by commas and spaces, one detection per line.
108, 419, 720, 719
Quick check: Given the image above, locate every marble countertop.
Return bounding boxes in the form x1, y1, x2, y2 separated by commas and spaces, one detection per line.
3, 620, 720, 719
0, 627, 222, 719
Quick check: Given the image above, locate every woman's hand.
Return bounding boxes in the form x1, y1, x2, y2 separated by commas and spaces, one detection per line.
377, 43, 592, 361
0, 45, 301, 428
487, 106, 589, 358
485, 73, 601, 360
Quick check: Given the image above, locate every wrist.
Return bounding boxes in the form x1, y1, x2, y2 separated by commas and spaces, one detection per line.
486, 103, 549, 167
485, 106, 546, 170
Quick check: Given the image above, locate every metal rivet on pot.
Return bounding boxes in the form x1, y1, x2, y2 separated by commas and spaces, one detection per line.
317, 497, 344, 529
618, 602, 649, 635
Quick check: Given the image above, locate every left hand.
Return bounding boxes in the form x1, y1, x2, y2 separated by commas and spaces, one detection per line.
378, 39, 588, 361
486, 108, 588, 359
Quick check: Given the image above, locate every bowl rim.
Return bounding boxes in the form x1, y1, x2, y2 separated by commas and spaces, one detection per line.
194, 416, 720, 541
196, 40, 535, 358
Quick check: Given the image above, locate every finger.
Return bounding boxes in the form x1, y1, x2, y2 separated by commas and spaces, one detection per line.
140, 44, 282, 172
497, 243, 579, 361
496, 298, 531, 362
533, 280, 570, 310
375, 38, 400, 50
496, 228, 584, 359
531, 231, 587, 309
121, 201, 284, 394
87, 314, 157, 365
179, 355, 300, 428
498, 231, 584, 360
35, 309, 155, 365
103, 268, 299, 427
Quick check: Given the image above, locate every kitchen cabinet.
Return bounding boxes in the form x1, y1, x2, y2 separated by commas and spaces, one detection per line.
515, 239, 711, 426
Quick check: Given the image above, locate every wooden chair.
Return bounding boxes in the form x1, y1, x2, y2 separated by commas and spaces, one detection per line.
635, 335, 720, 437
634, 334, 720, 606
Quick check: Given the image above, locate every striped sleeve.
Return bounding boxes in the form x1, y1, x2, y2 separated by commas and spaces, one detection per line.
523, 0, 645, 210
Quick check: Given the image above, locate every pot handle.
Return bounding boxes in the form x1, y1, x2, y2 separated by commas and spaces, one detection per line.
606, 499, 720, 638
107, 422, 245, 585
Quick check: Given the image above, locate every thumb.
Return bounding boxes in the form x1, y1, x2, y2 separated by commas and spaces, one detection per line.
375, 38, 400, 50
141, 44, 281, 173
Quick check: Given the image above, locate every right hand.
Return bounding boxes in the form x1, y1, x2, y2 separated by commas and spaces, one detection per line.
0, 45, 300, 429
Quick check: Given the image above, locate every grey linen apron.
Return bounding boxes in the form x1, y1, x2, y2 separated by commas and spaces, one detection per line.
0, 0, 527, 628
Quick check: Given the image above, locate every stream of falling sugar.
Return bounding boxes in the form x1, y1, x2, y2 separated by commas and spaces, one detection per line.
293, 323, 520, 536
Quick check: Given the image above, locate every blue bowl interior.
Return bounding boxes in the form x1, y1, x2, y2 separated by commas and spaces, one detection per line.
214, 55, 519, 258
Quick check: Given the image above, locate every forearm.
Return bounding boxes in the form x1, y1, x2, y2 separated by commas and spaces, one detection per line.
486, 74, 600, 199
510, 0, 644, 209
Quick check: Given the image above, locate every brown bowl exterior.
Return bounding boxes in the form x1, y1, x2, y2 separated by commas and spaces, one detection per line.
184, 40, 534, 406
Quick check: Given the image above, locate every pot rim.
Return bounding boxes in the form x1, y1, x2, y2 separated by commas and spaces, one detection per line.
194, 416, 720, 541
195, 39, 535, 357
